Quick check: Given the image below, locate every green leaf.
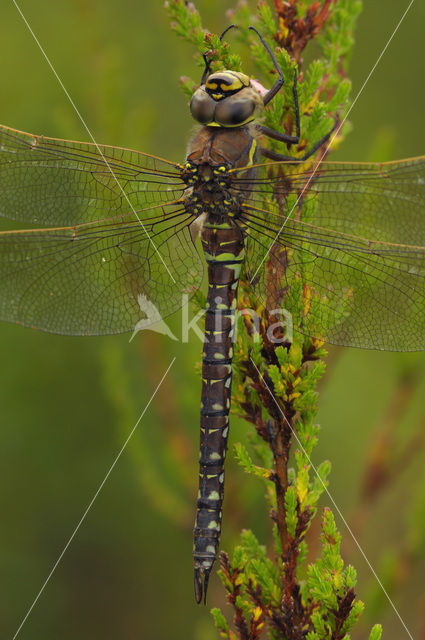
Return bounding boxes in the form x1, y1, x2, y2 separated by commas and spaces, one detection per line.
344, 565, 358, 589
285, 486, 298, 537
234, 442, 273, 481
341, 599, 365, 635
211, 608, 230, 638
308, 460, 332, 506
296, 463, 310, 509
369, 624, 383, 640
257, 2, 277, 40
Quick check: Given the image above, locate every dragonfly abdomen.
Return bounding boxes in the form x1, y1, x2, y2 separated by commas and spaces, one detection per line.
193, 218, 244, 603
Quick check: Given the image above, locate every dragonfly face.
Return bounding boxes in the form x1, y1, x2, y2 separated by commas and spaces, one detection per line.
190, 70, 263, 127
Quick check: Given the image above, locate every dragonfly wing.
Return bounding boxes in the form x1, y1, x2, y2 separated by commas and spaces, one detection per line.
233, 156, 425, 245
235, 157, 425, 351
0, 125, 185, 226
0, 205, 202, 335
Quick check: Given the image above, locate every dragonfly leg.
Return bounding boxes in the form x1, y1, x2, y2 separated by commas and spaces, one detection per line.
248, 26, 286, 107
258, 70, 301, 143
259, 117, 339, 162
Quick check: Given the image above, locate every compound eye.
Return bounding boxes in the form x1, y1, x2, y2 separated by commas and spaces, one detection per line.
190, 88, 215, 125
215, 96, 256, 127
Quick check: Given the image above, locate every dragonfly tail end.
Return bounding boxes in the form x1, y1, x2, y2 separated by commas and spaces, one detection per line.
194, 566, 212, 604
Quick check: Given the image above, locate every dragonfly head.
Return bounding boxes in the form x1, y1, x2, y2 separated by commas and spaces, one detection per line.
190, 70, 263, 128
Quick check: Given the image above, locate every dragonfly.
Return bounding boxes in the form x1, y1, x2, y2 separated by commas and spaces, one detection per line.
0, 25, 424, 604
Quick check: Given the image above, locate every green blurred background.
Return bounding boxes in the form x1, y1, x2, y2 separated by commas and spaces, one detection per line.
0, 1, 425, 639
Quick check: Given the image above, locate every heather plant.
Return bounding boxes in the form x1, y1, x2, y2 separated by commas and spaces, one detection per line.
166, 1, 383, 638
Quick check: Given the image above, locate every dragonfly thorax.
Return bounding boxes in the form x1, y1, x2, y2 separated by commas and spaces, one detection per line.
190, 70, 263, 127
183, 160, 241, 219
184, 125, 258, 217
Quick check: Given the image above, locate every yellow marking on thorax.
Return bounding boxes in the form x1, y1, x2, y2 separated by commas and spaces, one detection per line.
248, 139, 257, 166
